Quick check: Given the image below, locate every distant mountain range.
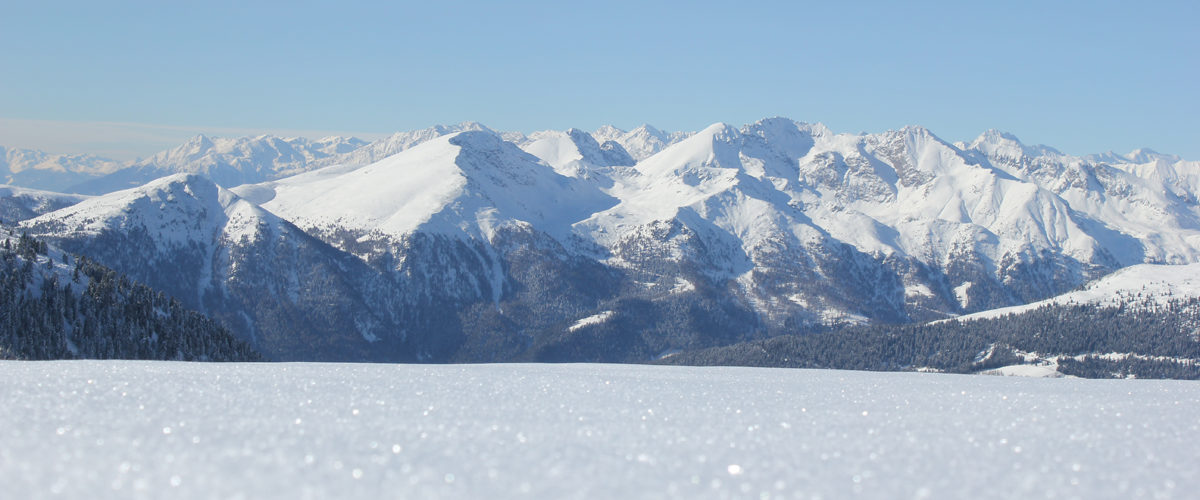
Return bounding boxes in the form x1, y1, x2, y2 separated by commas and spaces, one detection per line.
0, 122, 694, 194
1, 146, 121, 192
7, 117, 1200, 367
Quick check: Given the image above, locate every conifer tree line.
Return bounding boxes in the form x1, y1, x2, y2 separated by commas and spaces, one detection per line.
0, 230, 260, 361
660, 300, 1200, 379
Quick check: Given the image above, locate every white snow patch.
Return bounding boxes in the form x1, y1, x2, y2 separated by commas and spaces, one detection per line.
655, 348, 682, 359
568, 311, 614, 332
670, 277, 695, 294
904, 283, 935, 298
820, 308, 869, 326
981, 364, 1065, 378
954, 281, 973, 308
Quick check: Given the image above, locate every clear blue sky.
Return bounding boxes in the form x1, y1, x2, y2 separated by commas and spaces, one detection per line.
1, 0, 1196, 160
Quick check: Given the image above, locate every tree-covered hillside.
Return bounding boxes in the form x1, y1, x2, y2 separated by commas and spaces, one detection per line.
0, 229, 260, 361
659, 300, 1200, 379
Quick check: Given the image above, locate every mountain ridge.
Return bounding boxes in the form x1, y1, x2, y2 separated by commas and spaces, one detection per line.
14, 117, 1200, 362
22, 174, 410, 360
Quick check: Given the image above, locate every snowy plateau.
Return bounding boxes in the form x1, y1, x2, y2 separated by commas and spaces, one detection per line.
2, 361, 1198, 500
7, 117, 1200, 364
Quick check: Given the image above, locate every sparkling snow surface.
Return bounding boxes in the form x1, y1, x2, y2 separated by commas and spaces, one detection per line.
3, 362, 1197, 500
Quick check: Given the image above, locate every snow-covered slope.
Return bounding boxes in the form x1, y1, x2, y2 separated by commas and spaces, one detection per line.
0, 184, 88, 222
21, 174, 406, 361
545, 119, 1114, 326
229, 132, 635, 361
516, 128, 634, 178
307, 122, 491, 169
570, 120, 903, 327
953, 262, 1200, 322
576, 118, 1200, 323
0, 146, 121, 193
966, 130, 1200, 265
71, 135, 368, 194
244, 131, 616, 243
4, 361, 1197, 500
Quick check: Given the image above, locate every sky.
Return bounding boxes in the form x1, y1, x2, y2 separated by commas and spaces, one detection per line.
1, 0, 1196, 160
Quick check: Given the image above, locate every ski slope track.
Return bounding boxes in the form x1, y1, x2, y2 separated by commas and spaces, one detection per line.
1, 361, 1196, 500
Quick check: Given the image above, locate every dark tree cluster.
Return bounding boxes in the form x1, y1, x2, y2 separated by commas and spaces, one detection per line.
1058, 355, 1200, 379
0, 231, 260, 361
659, 300, 1200, 380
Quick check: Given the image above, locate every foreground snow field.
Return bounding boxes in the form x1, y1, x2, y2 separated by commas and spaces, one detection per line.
1, 362, 1197, 499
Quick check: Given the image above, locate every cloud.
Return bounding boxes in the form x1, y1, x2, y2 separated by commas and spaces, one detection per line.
0, 118, 391, 161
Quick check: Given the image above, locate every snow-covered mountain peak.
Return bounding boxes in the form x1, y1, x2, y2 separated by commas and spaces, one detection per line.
96, 172, 223, 209
422, 121, 493, 137
446, 128, 503, 149
181, 134, 216, 155
243, 130, 617, 244
21, 173, 252, 250
1088, 148, 1181, 165
519, 127, 634, 177
967, 129, 1063, 160
20, 173, 408, 359
739, 119, 823, 164
312, 135, 366, 152
1124, 148, 1179, 164
872, 123, 970, 159
307, 122, 492, 170
700, 122, 740, 141
448, 129, 562, 182
978, 128, 1021, 143
455, 120, 492, 132
967, 129, 1027, 157
593, 124, 624, 137
629, 123, 665, 138
634, 123, 744, 179
896, 124, 938, 139
746, 117, 830, 138
591, 123, 694, 161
